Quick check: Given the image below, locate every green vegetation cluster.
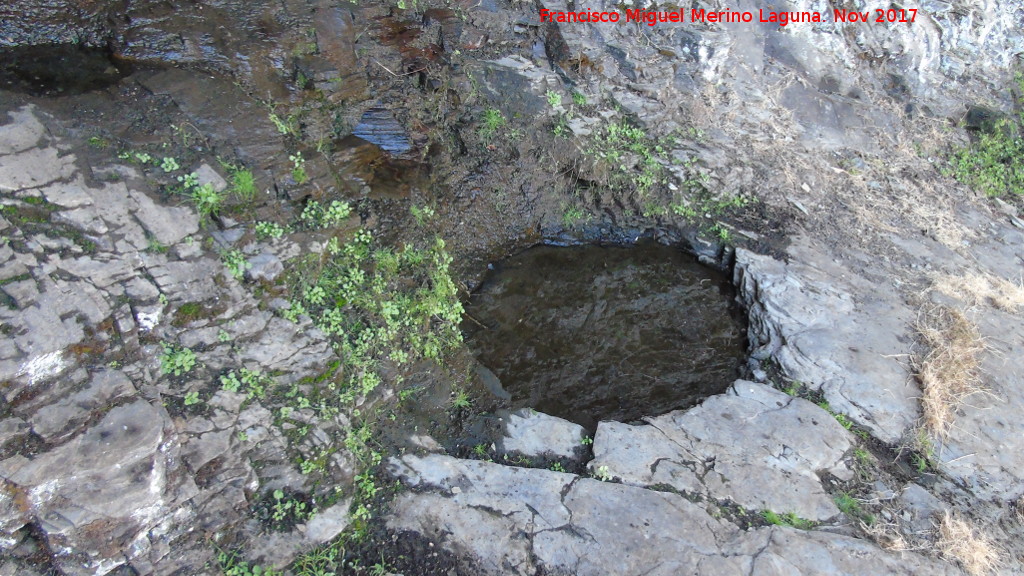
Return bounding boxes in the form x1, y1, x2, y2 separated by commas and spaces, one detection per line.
284, 205, 464, 382
542, 91, 750, 238
947, 73, 1024, 198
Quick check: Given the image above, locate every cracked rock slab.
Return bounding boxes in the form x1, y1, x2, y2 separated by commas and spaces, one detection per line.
386, 453, 955, 576
0, 401, 197, 576
734, 246, 921, 443
590, 380, 852, 521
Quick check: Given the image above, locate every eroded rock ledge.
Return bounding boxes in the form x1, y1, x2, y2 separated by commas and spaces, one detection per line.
388, 452, 956, 575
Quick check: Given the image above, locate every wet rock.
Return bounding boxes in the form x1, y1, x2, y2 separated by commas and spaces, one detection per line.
129, 190, 199, 246
473, 363, 510, 401
498, 408, 585, 461
590, 380, 851, 521
28, 369, 136, 443
0, 401, 196, 575
0, 105, 47, 154
352, 108, 412, 157
246, 251, 284, 283
194, 163, 227, 192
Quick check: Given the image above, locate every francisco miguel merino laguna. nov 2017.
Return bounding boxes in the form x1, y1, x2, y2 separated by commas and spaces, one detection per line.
538, 7, 921, 26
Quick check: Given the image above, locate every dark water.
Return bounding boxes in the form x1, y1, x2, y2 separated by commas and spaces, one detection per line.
0, 45, 131, 96
464, 243, 746, 429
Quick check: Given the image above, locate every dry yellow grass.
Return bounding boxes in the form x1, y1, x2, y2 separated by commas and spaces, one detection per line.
863, 519, 912, 552
936, 511, 1002, 576
933, 273, 1024, 311
912, 305, 985, 437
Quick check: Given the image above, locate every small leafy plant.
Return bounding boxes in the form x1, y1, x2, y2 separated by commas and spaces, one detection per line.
254, 221, 287, 240
300, 199, 352, 229
191, 183, 224, 220
289, 153, 308, 184
160, 343, 196, 376
762, 510, 815, 530
478, 108, 506, 141
947, 73, 1024, 197
230, 167, 257, 202
160, 157, 180, 172
222, 249, 251, 280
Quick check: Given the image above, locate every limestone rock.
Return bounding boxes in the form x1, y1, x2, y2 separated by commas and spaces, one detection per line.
388, 453, 956, 576
498, 408, 586, 461
734, 247, 920, 443
130, 190, 199, 246
28, 369, 136, 443
0, 401, 196, 575
590, 380, 852, 521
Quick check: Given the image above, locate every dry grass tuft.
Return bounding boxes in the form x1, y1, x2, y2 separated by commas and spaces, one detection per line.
863, 519, 912, 552
913, 305, 985, 438
936, 511, 1002, 576
933, 273, 1024, 311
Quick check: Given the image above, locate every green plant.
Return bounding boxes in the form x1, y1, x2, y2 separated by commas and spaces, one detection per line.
184, 391, 201, 406
762, 510, 815, 530
546, 90, 562, 108
550, 462, 566, 473
410, 204, 436, 226
834, 493, 859, 516
160, 343, 196, 376
271, 489, 310, 523
911, 452, 930, 473
594, 465, 613, 481
581, 435, 593, 446
220, 368, 271, 399
562, 204, 587, 227
451, 388, 472, 409
191, 183, 224, 219
146, 236, 169, 254
572, 91, 586, 107
290, 544, 339, 576
160, 157, 180, 172
222, 249, 251, 280
217, 549, 281, 576
230, 167, 257, 202
948, 118, 1024, 197
946, 74, 1024, 197
254, 221, 287, 240
478, 108, 506, 141
290, 153, 308, 184
178, 171, 199, 190
300, 199, 352, 229
269, 112, 298, 137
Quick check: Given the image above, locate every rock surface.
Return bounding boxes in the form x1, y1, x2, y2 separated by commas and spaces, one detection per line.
590, 380, 852, 521
0, 103, 343, 574
498, 408, 586, 461
3, 0, 1024, 572
388, 453, 957, 576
